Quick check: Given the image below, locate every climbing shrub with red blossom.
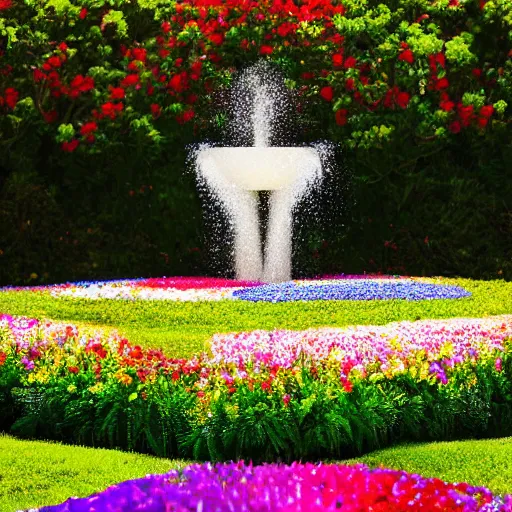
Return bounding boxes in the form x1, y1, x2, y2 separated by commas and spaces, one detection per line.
0, 0, 510, 153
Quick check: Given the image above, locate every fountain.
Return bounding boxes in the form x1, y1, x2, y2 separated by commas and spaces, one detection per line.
195, 61, 323, 283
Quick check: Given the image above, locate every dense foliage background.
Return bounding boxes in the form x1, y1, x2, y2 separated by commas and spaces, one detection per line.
0, 0, 510, 285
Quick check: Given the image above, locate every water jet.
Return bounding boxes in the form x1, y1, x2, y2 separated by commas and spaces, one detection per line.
195, 61, 324, 283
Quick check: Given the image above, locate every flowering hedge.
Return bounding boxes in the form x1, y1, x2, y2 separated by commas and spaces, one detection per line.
37, 461, 512, 512
0, 0, 510, 152
2, 313, 512, 461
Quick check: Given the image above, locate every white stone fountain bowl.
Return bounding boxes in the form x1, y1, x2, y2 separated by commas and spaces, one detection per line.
196, 147, 321, 191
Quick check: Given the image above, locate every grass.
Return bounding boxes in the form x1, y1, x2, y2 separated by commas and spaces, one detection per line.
0, 434, 190, 512
0, 278, 511, 357
2, 434, 512, 511
349, 437, 512, 496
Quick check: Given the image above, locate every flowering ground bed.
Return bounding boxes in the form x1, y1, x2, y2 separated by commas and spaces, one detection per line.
1, 276, 512, 510
2, 311, 512, 462
38, 461, 512, 512
2, 276, 471, 302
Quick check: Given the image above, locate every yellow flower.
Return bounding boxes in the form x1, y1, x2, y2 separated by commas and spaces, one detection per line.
114, 370, 133, 386
67, 384, 77, 393
88, 383, 104, 394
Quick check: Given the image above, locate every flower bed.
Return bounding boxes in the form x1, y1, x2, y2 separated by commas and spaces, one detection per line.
210, 315, 512, 369
37, 461, 512, 512
232, 280, 471, 302
1, 276, 471, 302
2, 313, 512, 461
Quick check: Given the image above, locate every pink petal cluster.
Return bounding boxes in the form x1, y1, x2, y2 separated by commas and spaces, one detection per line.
211, 315, 512, 369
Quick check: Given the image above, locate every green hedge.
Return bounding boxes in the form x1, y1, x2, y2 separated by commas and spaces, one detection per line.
0, 0, 511, 283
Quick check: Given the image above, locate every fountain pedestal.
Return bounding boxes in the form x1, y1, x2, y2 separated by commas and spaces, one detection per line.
196, 147, 321, 283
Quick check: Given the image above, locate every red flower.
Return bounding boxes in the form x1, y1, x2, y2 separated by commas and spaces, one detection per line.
101, 101, 123, 119
480, 105, 494, 118
472, 68, 482, 79
396, 91, 410, 109
0, 0, 12, 9
440, 99, 455, 112
477, 116, 488, 128
78, 7, 87, 19
70, 75, 94, 92
458, 104, 474, 126
190, 60, 202, 80
121, 74, 139, 88
435, 77, 449, 90
4, 88, 18, 109
449, 120, 461, 134
162, 21, 171, 33
150, 103, 162, 118
159, 49, 170, 58
197, 390, 205, 398
168, 73, 188, 92
332, 53, 343, 67
0, 352, 6, 366
208, 33, 224, 46
68, 366, 79, 374
109, 86, 125, 100
345, 78, 355, 91
61, 139, 79, 152
343, 56, 357, 69
260, 45, 273, 56
58, 42, 68, 53
277, 22, 296, 37
131, 48, 147, 62
399, 49, 414, 64
47, 56, 62, 68
33, 69, 46, 83
343, 380, 353, 393
320, 86, 333, 102
176, 109, 195, 124
80, 121, 98, 136
43, 110, 58, 123
261, 380, 271, 391
335, 108, 348, 126
129, 346, 143, 360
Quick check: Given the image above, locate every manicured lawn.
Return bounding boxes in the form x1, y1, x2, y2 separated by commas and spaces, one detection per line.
3, 434, 512, 511
350, 437, 512, 496
0, 434, 190, 512
0, 278, 510, 358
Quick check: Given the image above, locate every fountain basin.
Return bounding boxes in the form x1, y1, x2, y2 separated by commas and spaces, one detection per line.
197, 147, 321, 190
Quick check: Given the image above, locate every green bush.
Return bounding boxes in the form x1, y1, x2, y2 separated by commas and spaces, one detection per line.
3, 311, 512, 463
0, 0, 511, 283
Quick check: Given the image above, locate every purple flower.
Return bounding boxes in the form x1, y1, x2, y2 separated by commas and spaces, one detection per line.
20, 356, 34, 371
